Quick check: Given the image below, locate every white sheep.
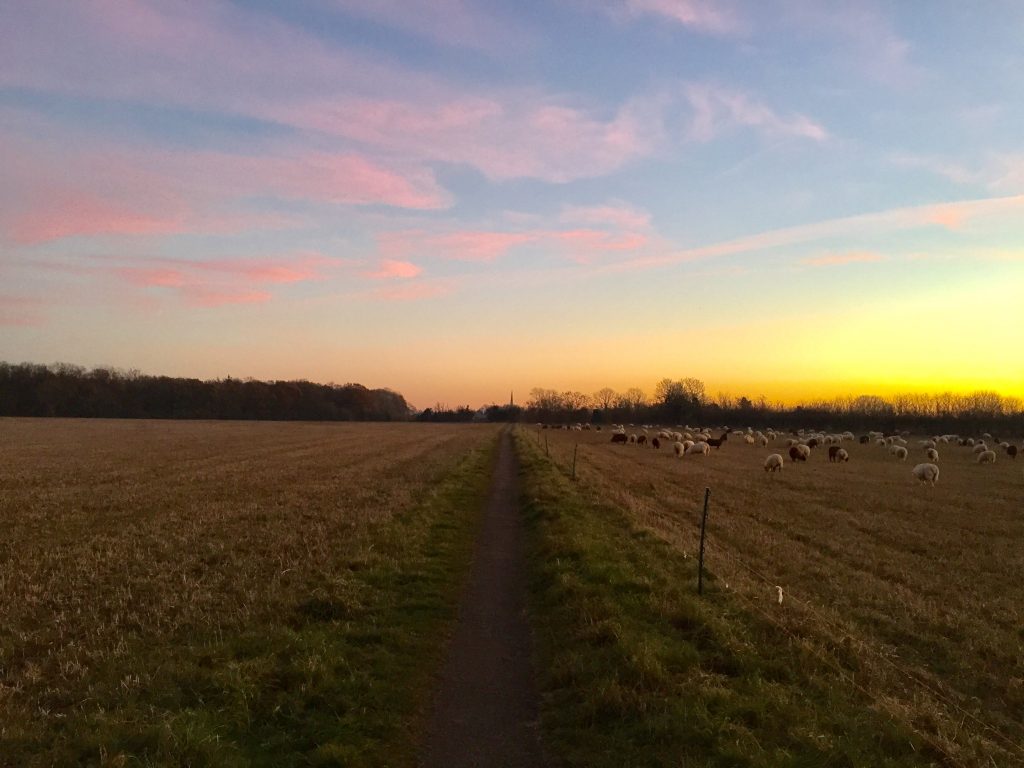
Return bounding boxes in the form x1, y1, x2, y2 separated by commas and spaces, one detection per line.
972, 442, 988, 455
758, 435, 769, 447
686, 441, 710, 456
977, 450, 996, 464
925, 448, 939, 462
744, 434, 755, 445
835, 448, 849, 462
892, 446, 908, 461
912, 463, 939, 485
673, 441, 685, 457
919, 439, 936, 449
764, 453, 784, 472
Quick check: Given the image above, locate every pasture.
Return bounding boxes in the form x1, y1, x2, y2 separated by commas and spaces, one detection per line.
526, 425, 1024, 766
0, 418, 499, 766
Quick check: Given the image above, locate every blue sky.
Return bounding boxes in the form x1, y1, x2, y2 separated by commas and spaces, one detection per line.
2, 0, 1023, 407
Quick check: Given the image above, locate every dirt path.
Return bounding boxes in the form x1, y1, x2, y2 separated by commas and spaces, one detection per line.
420, 428, 547, 768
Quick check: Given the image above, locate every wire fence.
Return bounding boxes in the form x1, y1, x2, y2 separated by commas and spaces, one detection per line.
526, 428, 1024, 767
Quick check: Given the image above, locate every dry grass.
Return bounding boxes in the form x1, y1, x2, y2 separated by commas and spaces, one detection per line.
0, 418, 500, 766
535, 426, 1024, 766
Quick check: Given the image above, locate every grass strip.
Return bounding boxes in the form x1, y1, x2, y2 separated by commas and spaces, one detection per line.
516, 428, 946, 768
12, 435, 497, 768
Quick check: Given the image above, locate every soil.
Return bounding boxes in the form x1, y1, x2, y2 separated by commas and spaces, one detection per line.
419, 428, 547, 767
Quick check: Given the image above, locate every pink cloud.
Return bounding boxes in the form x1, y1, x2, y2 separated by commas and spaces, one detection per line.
0, 132, 448, 245
801, 251, 886, 267
367, 259, 423, 279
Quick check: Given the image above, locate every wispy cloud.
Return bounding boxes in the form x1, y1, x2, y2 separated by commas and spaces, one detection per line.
0, 133, 448, 244
685, 83, 827, 142
366, 259, 423, 279
595, 194, 1024, 274
603, 0, 745, 36
801, 251, 886, 267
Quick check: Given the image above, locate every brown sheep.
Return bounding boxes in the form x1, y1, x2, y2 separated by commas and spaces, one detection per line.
611, 433, 628, 444
789, 445, 809, 462
1008, 445, 1018, 460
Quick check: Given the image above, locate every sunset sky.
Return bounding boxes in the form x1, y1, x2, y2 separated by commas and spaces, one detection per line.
2, 1, 1023, 409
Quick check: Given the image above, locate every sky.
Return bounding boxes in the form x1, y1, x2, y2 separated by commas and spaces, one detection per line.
2, 0, 1023, 410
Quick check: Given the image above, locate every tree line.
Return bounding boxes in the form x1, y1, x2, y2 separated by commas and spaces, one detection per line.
0, 362, 412, 421
520, 378, 1024, 436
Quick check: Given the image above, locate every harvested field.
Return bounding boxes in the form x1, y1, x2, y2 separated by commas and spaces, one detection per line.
531, 426, 1024, 766
0, 418, 500, 766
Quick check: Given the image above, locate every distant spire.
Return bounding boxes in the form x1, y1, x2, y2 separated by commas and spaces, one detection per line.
510, 390, 514, 407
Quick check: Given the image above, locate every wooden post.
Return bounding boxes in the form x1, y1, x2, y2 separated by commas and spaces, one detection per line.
572, 443, 579, 480
697, 487, 711, 595
545, 434, 549, 456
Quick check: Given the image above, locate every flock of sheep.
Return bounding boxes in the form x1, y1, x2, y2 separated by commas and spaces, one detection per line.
582, 424, 1022, 486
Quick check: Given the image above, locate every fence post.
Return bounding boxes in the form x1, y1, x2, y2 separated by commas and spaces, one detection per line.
697, 487, 711, 595
545, 434, 549, 456
572, 443, 579, 480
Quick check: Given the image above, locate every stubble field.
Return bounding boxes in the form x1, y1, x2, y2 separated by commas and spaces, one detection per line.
531, 425, 1024, 765
0, 418, 500, 766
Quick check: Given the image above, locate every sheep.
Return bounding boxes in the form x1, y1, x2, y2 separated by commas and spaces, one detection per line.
685, 441, 710, 456
977, 450, 996, 464
628, 434, 638, 444
859, 435, 870, 444
892, 446, 908, 461
764, 453, 784, 472
611, 433, 628, 444
652, 437, 661, 449
912, 463, 939, 485
1008, 445, 1018, 460
788, 445, 810, 462
875, 438, 887, 447
758, 435, 769, 447
673, 441, 685, 457
925, 448, 939, 462
972, 442, 987, 455
828, 446, 849, 463
744, 434, 755, 445
636, 434, 647, 446
706, 432, 729, 449
919, 439, 936, 449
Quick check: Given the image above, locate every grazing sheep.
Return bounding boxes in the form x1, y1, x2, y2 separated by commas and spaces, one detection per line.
859, 435, 870, 444
611, 433, 628, 444
628, 434, 638, 444
652, 437, 661, 449
920, 439, 936, 449
758, 435, 769, 447
828, 447, 849, 463
925, 448, 939, 462
977, 450, 996, 464
706, 432, 729, 449
1007, 445, 1018, 460
912, 463, 940, 485
972, 442, 987, 455
788, 445, 810, 462
686, 441, 710, 456
764, 453, 784, 472
892, 446, 908, 461
744, 434, 755, 445
673, 441, 685, 457
636, 435, 647, 446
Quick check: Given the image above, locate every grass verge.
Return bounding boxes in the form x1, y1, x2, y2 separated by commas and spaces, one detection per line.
3, 430, 497, 768
516, 428, 945, 768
